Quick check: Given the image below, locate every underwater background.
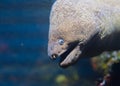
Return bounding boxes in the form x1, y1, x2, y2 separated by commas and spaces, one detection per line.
0, 0, 105, 86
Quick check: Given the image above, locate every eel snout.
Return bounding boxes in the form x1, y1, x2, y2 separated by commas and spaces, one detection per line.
51, 54, 58, 60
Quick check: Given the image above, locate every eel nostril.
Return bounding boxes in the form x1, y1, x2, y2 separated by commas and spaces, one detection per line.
51, 54, 58, 60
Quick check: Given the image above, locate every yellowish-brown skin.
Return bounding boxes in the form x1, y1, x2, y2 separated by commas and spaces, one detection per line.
48, 0, 120, 67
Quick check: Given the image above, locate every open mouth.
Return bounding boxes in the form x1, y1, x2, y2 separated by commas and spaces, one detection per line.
59, 41, 80, 68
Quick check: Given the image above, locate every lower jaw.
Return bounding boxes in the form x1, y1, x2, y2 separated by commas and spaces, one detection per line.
59, 41, 80, 67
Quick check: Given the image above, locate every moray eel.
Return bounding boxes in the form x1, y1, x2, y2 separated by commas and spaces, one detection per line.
48, 0, 120, 68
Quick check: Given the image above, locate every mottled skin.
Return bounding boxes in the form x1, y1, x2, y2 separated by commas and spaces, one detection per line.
48, 0, 120, 67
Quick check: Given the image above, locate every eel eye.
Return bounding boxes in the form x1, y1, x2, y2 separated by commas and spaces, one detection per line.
58, 38, 64, 45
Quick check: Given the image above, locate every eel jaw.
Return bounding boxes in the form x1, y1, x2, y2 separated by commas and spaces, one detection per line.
59, 43, 81, 68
